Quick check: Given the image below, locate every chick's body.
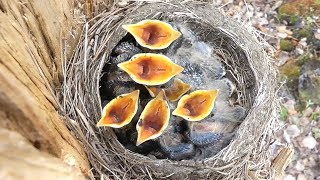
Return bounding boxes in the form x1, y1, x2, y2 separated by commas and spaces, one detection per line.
158, 115, 195, 160
185, 79, 246, 159
101, 42, 145, 98
163, 24, 246, 159
165, 25, 226, 88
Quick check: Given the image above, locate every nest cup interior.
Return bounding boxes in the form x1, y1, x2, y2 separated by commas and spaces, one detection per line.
61, 2, 277, 179
99, 19, 256, 160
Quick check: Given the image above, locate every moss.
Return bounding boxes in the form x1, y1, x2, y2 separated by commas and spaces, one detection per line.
296, 54, 312, 66
278, 3, 297, 16
280, 106, 289, 121
311, 38, 320, 50
277, 2, 299, 25
280, 60, 301, 102
280, 39, 295, 52
299, 91, 320, 106
311, 112, 320, 121
312, 127, 320, 139
278, 0, 320, 24
277, 14, 299, 25
293, 27, 313, 40
289, 16, 300, 25
280, 60, 301, 78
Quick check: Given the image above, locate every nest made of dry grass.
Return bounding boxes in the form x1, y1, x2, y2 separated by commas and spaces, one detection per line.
60, 1, 279, 179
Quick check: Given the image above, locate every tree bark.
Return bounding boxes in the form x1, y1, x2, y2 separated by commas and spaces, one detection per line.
0, 128, 85, 180
0, 0, 90, 176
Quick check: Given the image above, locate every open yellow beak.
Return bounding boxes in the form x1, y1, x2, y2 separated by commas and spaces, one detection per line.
145, 78, 191, 102
136, 90, 170, 146
118, 53, 184, 86
97, 90, 139, 128
172, 89, 219, 121
122, 19, 181, 50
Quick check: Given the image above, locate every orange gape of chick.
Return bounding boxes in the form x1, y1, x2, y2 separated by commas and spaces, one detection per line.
136, 90, 170, 146
173, 90, 219, 121
118, 53, 183, 86
97, 90, 140, 128
122, 19, 181, 50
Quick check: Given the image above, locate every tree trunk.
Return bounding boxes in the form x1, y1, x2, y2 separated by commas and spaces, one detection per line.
0, 0, 90, 176
0, 128, 85, 180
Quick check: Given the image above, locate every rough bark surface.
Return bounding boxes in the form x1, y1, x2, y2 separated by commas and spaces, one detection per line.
0, 0, 90, 175
0, 128, 85, 180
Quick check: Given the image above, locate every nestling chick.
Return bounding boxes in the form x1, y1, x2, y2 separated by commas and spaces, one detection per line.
145, 78, 191, 102
97, 90, 140, 128
185, 79, 246, 158
158, 115, 195, 160
101, 42, 142, 98
118, 53, 184, 86
111, 42, 142, 63
165, 24, 226, 88
206, 78, 246, 122
122, 19, 181, 50
136, 90, 170, 146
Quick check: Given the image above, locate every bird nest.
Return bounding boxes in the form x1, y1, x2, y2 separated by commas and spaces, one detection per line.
61, 1, 279, 179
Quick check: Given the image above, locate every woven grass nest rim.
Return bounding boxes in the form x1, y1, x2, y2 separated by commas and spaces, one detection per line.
61, 1, 279, 179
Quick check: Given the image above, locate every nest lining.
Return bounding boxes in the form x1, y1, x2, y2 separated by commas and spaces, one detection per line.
60, 1, 279, 179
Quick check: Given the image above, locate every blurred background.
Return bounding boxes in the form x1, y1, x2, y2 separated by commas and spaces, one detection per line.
213, 0, 320, 179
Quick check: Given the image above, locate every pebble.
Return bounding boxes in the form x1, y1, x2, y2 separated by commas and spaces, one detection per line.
283, 130, 291, 144
296, 48, 304, 55
297, 174, 307, 180
307, 155, 318, 167
277, 26, 293, 35
277, 32, 288, 38
294, 161, 305, 171
315, 29, 320, 40
276, 51, 289, 66
256, 12, 264, 18
286, 125, 301, 138
283, 174, 296, 180
301, 136, 317, 149
299, 39, 308, 47
272, 1, 283, 10
259, 18, 269, 26
303, 107, 314, 117
283, 100, 297, 115
299, 117, 309, 126
288, 115, 300, 125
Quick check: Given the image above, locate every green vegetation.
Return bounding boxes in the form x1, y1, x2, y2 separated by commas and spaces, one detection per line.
280, 39, 295, 52
280, 106, 289, 121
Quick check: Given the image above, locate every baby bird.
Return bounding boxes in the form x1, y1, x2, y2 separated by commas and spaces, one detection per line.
100, 42, 142, 99
97, 90, 140, 128
185, 79, 246, 158
122, 19, 181, 50
207, 78, 246, 122
190, 120, 236, 159
136, 90, 170, 146
158, 114, 195, 160
111, 41, 142, 63
165, 24, 226, 88
103, 70, 137, 97
118, 53, 184, 86
145, 78, 191, 102
101, 41, 154, 99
